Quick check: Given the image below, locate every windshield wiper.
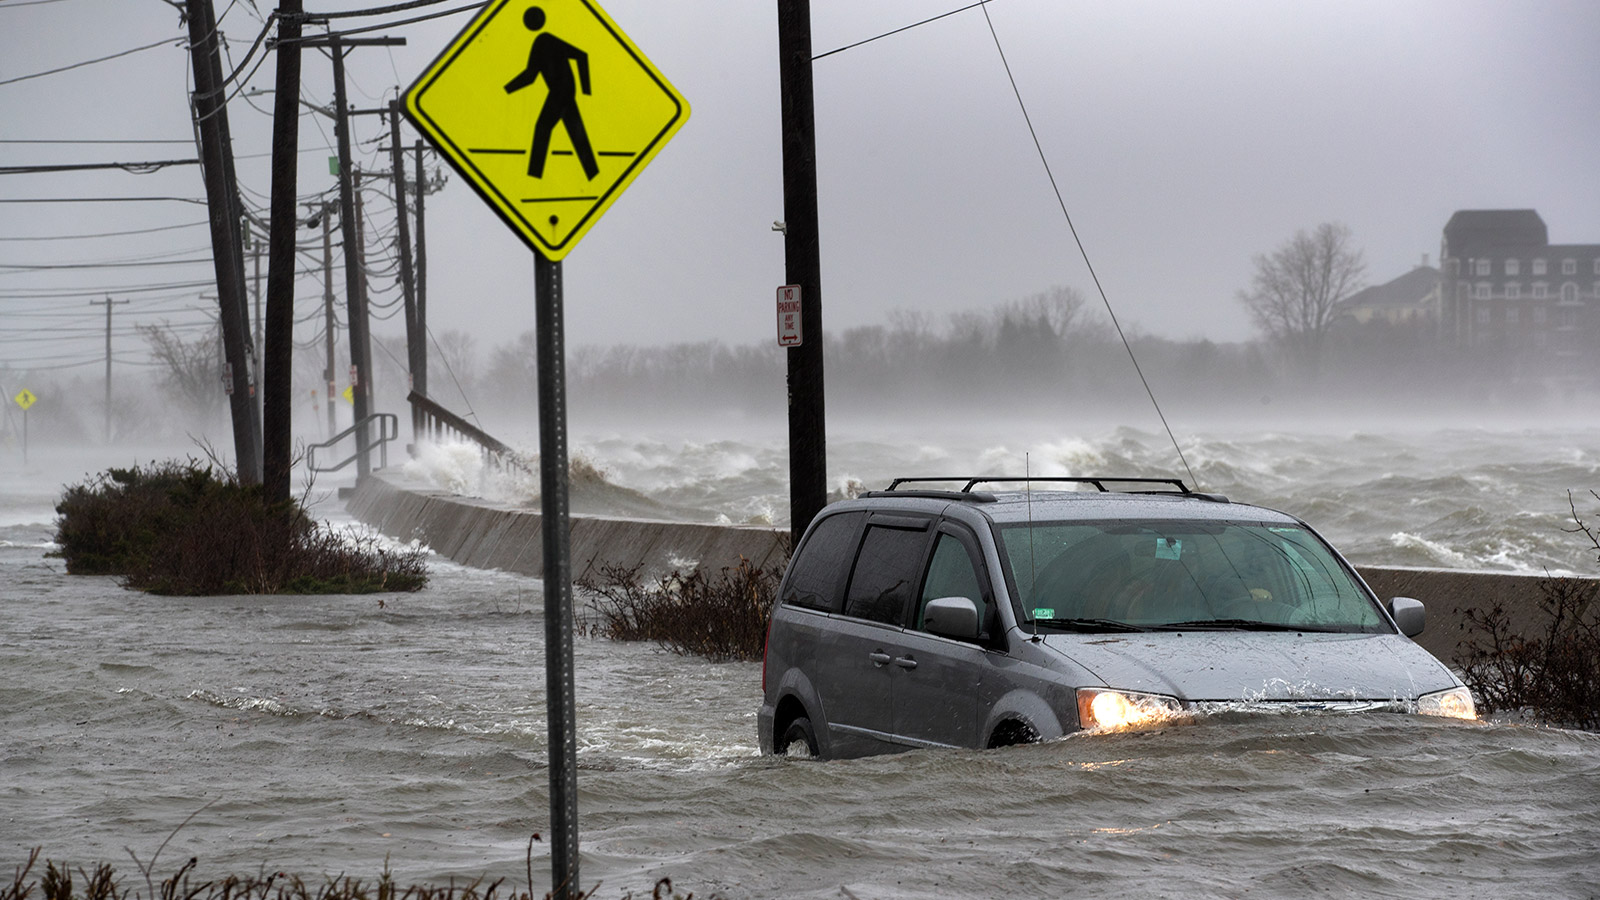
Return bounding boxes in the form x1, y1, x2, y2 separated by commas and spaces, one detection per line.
1033, 617, 1150, 633
1153, 618, 1341, 633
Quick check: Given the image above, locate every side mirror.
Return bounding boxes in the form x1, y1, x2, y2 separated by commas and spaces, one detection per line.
923, 596, 981, 640
1387, 596, 1425, 638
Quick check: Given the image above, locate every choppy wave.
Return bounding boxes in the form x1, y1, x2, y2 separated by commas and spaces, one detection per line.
401, 427, 1600, 575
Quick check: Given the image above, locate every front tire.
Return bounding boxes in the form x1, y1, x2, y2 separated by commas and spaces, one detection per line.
776, 715, 819, 758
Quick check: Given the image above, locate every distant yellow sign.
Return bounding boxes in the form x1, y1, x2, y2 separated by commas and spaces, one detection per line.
404, 0, 689, 260
13, 388, 36, 411
342, 385, 355, 405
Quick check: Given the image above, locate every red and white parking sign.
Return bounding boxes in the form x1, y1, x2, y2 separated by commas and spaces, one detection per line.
776, 284, 802, 347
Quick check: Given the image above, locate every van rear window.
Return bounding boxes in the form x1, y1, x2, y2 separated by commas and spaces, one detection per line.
781, 513, 859, 611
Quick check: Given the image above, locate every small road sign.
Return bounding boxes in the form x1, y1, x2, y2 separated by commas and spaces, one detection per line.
777, 285, 802, 346
13, 388, 36, 411
405, 0, 690, 260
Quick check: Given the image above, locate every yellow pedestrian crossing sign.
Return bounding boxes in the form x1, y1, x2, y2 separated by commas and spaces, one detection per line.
13, 388, 36, 411
404, 0, 689, 261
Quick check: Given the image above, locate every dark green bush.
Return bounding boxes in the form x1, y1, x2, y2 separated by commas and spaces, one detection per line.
53, 460, 426, 595
577, 556, 784, 662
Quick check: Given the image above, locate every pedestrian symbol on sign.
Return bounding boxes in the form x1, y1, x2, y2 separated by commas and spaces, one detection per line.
505, 6, 598, 180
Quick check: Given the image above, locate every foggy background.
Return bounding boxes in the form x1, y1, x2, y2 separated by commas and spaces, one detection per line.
3, 0, 1599, 451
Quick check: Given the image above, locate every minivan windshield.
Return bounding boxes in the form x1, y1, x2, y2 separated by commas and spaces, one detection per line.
998, 520, 1389, 633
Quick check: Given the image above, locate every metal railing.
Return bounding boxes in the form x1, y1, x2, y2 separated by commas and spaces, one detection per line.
308, 412, 398, 473
407, 390, 532, 476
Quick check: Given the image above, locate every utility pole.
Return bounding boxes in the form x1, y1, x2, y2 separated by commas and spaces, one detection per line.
321, 202, 338, 439
185, 0, 261, 483
261, 0, 303, 503
777, 0, 828, 545
90, 296, 128, 444
310, 34, 403, 481
413, 140, 428, 408
248, 220, 264, 426
387, 100, 422, 441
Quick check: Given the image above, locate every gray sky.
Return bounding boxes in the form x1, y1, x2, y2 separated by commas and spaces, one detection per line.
3, 0, 1599, 379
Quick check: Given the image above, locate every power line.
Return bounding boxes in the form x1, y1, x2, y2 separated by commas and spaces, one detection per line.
977, 3, 1195, 488
0, 196, 208, 205
813, 1, 990, 61
0, 36, 184, 87
0, 159, 199, 175
0, 139, 193, 145
0, 221, 209, 241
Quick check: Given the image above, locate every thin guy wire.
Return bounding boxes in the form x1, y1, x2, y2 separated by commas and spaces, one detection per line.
979, 3, 1198, 490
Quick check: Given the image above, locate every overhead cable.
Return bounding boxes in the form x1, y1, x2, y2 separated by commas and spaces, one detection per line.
0, 36, 184, 87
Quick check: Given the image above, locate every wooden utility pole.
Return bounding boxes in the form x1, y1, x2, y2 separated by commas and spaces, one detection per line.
185, 0, 261, 483
777, 0, 827, 544
90, 296, 128, 444
387, 100, 422, 440
262, 0, 303, 503
413, 140, 428, 404
321, 203, 338, 438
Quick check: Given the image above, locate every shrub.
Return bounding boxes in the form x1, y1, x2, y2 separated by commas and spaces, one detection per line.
1457, 579, 1599, 731
576, 556, 785, 662
53, 460, 426, 595
2, 848, 709, 900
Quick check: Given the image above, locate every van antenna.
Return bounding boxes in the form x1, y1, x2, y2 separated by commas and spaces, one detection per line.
1026, 452, 1040, 641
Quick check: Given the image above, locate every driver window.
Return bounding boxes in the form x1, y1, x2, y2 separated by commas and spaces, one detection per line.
917, 533, 986, 632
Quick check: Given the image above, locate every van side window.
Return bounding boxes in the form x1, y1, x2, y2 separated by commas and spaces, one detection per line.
917, 533, 986, 632
781, 512, 859, 611
843, 525, 927, 625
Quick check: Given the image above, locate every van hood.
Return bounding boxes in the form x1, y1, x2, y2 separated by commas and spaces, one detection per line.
1040, 631, 1458, 703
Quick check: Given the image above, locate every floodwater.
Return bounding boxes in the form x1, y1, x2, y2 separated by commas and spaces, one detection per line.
4, 430, 1600, 898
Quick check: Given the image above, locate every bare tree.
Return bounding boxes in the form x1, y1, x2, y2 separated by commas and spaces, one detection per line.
139, 322, 223, 423
1238, 222, 1366, 377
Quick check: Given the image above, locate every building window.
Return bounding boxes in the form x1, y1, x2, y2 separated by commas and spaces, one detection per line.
1477, 306, 1491, 324
1534, 283, 1548, 299
1561, 283, 1579, 303
1563, 259, 1577, 275
1475, 259, 1490, 276
1506, 259, 1520, 276
1506, 283, 1520, 300
1475, 282, 1491, 299
1506, 307, 1519, 325
1533, 306, 1547, 325
1533, 259, 1547, 276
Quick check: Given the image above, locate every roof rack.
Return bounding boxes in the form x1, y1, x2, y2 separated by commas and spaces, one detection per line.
882, 476, 1228, 502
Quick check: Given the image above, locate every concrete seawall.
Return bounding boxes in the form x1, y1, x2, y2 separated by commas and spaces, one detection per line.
348, 470, 1596, 667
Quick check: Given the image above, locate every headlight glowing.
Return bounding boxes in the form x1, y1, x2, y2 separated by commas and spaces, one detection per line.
1076, 688, 1183, 731
1417, 686, 1477, 720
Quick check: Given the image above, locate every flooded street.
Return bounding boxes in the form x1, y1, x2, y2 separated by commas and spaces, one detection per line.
4, 515, 1598, 898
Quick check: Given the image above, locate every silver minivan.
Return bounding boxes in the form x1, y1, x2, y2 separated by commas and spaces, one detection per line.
758, 478, 1475, 759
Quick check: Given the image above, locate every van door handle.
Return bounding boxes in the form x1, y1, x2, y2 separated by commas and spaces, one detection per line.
893, 656, 918, 670
869, 651, 892, 666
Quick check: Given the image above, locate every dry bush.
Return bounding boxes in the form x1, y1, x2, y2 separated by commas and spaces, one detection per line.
3, 848, 711, 900
1457, 576, 1599, 730
576, 557, 784, 662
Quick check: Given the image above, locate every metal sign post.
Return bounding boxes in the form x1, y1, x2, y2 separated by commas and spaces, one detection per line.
534, 251, 579, 898
403, 4, 688, 895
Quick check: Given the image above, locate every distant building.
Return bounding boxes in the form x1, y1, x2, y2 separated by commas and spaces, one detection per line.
1339, 259, 1439, 326
1439, 209, 1599, 374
